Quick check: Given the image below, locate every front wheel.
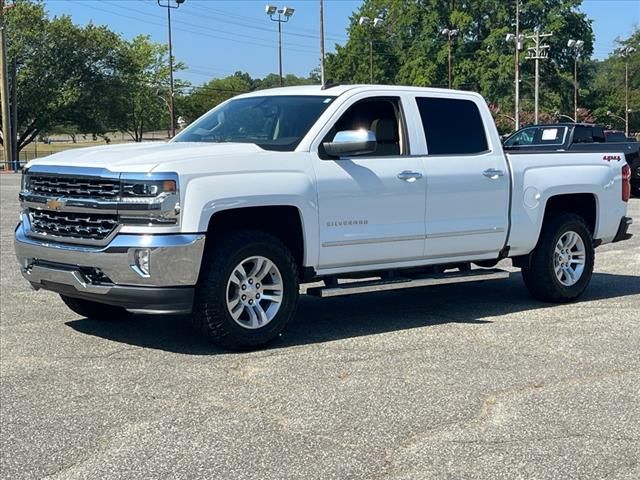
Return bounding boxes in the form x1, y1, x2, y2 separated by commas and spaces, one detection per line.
521, 213, 595, 302
193, 230, 299, 350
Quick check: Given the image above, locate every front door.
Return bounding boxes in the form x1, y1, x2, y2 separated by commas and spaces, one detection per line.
312, 95, 426, 270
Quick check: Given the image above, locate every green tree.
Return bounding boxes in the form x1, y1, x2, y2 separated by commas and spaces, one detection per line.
176, 72, 317, 124
176, 71, 253, 123
116, 35, 182, 142
3, 1, 130, 151
325, 0, 595, 127
589, 28, 640, 134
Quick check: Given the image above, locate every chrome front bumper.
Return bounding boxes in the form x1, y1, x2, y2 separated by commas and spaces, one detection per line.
15, 217, 206, 311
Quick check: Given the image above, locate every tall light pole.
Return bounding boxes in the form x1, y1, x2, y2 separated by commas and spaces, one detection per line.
359, 16, 384, 84
0, 0, 13, 169
622, 46, 636, 137
506, 30, 524, 131
567, 39, 584, 124
526, 28, 552, 124
319, 0, 325, 85
607, 110, 628, 135
157, 0, 185, 139
554, 111, 576, 123
441, 28, 458, 89
266, 5, 295, 87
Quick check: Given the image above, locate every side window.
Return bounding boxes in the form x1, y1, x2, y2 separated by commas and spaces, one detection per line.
322, 97, 405, 157
416, 97, 488, 155
536, 126, 566, 145
505, 127, 537, 147
572, 126, 594, 144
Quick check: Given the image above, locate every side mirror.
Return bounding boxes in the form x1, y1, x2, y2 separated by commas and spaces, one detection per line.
323, 130, 376, 157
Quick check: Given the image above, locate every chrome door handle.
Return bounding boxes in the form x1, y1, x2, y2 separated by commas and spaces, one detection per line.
397, 171, 423, 182
483, 168, 505, 179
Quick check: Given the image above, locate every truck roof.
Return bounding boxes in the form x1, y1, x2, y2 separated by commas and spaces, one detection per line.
235, 84, 484, 99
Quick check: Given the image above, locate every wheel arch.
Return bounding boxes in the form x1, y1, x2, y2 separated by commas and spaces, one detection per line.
204, 205, 307, 274
541, 193, 597, 235
513, 192, 598, 268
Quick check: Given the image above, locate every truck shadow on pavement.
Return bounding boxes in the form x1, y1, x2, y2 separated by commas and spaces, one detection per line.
65, 272, 640, 355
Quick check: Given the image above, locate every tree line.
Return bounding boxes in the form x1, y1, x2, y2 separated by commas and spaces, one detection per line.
1, 0, 638, 154
325, 0, 639, 134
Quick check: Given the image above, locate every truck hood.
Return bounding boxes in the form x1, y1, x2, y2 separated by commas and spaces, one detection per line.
25, 142, 266, 173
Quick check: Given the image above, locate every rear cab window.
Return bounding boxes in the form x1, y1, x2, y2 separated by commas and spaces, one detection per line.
415, 97, 488, 155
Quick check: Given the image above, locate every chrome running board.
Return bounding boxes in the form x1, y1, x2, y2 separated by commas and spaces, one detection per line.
306, 268, 510, 298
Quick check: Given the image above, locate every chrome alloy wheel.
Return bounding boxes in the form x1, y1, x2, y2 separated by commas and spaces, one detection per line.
553, 230, 586, 287
226, 256, 284, 329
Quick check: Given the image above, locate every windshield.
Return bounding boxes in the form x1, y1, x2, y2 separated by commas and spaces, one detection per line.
173, 95, 336, 151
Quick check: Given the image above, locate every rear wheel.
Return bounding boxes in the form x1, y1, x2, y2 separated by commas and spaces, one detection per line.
193, 230, 299, 350
60, 295, 130, 320
521, 213, 594, 302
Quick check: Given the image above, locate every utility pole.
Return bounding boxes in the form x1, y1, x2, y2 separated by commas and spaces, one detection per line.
11, 56, 16, 170
441, 28, 459, 89
506, 1, 523, 131
515, 0, 520, 130
526, 28, 552, 124
622, 46, 636, 137
157, 0, 186, 139
567, 39, 584, 124
0, 0, 12, 169
167, 5, 175, 137
319, 0, 325, 85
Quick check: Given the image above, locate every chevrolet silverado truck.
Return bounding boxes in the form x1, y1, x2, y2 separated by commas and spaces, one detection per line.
15, 85, 633, 349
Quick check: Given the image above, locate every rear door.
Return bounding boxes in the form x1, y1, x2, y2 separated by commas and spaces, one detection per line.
410, 95, 510, 259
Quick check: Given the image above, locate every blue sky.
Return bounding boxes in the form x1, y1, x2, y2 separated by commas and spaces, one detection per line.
47, 0, 639, 86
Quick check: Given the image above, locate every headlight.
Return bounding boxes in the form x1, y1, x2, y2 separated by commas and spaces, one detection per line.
119, 173, 180, 226
121, 179, 177, 199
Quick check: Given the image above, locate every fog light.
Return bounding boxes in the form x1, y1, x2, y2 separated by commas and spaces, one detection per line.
133, 248, 151, 277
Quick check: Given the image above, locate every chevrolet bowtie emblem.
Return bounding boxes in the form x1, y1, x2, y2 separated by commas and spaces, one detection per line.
45, 198, 66, 211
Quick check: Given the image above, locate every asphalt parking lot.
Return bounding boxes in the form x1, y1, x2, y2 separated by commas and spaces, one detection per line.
1, 172, 639, 480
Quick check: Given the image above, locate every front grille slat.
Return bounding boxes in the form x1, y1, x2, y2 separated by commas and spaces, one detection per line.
28, 175, 120, 199
30, 210, 118, 241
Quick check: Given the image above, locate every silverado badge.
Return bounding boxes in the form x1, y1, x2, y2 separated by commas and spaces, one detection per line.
45, 198, 66, 211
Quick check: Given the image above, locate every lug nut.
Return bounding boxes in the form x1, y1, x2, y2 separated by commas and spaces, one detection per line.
242, 295, 247, 301
248, 279, 253, 285
241, 284, 247, 291
249, 299, 254, 305
256, 293, 261, 299
256, 283, 261, 289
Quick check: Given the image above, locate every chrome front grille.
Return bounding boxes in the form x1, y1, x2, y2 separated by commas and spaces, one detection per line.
29, 210, 119, 241
28, 175, 120, 199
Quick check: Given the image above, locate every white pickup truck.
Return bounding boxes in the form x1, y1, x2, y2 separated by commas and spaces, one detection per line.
15, 85, 633, 349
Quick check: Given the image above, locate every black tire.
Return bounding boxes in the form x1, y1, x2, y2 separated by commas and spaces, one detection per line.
60, 295, 130, 320
193, 230, 299, 350
632, 185, 640, 198
521, 213, 595, 303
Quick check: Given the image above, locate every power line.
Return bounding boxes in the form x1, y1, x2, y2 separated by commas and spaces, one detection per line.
80, 2, 321, 55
